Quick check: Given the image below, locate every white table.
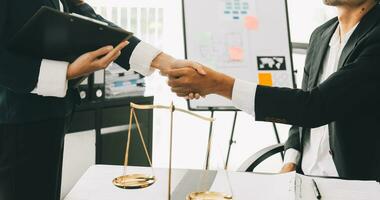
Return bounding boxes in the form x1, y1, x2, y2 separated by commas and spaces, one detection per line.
64, 165, 380, 200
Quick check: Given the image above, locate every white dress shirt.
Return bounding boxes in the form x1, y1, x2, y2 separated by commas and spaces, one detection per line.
231, 23, 358, 177
31, 1, 161, 97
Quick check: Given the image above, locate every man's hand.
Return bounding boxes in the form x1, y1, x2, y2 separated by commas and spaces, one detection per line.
279, 163, 297, 173
67, 40, 129, 80
167, 66, 235, 99
151, 53, 207, 76
151, 53, 207, 99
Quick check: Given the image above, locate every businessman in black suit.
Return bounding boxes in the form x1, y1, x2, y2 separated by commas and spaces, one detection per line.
0, 0, 205, 200
167, 0, 380, 181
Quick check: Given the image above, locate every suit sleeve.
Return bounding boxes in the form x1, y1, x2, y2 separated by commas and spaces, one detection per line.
255, 37, 380, 128
284, 60, 311, 151
284, 68, 310, 151
0, 0, 42, 93
68, 2, 141, 71
281, 69, 307, 164
283, 29, 318, 151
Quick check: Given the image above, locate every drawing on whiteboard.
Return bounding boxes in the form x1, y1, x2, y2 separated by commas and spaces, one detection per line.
244, 15, 259, 30
197, 32, 213, 45
225, 32, 243, 47
196, 32, 246, 66
223, 0, 250, 20
257, 56, 286, 71
183, 0, 294, 109
228, 47, 244, 61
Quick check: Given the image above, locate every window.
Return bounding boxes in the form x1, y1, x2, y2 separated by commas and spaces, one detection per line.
287, 0, 337, 87
288, 0, 337, 44
88, 1, 164, 48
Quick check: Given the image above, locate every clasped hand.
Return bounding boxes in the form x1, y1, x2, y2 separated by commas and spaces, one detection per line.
164, 63, 235, 100
160, 60, 209, 99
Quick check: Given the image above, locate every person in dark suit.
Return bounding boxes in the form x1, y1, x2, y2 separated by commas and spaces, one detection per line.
167, 0, 380, 181
0, 0, 205, 200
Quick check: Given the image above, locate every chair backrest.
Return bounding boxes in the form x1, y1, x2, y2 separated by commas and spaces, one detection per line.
237, 143, 285, 172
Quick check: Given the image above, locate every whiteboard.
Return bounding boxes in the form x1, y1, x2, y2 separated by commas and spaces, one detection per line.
183, 0, 295, 110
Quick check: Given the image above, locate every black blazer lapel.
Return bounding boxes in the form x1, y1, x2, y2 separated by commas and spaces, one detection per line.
338, 4, 380, 69
48, 0, 59, 9
309, 21, 338, 88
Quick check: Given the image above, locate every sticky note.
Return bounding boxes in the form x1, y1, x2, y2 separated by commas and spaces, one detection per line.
198, 32, 213, 45
258, 73, 273, 86
228, 47, 244, 61
245, 15, 258, 30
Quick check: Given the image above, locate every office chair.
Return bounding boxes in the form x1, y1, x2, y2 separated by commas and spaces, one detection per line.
237, 143, 285, 172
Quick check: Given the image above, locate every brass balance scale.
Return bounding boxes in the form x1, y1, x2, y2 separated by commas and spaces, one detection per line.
112, 102, 233, 200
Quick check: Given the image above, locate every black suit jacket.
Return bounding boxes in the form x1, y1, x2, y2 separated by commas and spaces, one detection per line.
0, 0, 141, 123
255, 4, 380, 180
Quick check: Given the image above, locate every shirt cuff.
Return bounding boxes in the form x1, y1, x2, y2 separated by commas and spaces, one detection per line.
129, 41, 161, 76
283, 148, 301, 165
231, 79, 257, 116
31, 59, 69, 98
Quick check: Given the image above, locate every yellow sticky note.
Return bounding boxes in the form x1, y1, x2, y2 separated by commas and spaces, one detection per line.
245, 16, 258, 30
258, 73, 273, 86
228, 47, 244, 61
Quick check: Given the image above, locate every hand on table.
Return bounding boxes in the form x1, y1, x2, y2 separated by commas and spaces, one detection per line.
279, 163, 297, 173
67, 40, 129, 80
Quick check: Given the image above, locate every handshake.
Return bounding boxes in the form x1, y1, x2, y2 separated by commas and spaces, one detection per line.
162, 60, 235, 100
66, 40, 235, 100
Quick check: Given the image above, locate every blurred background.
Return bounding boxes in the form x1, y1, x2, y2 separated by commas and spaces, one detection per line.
62, 0, 337, 197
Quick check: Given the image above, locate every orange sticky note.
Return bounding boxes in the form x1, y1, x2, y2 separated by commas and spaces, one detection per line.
245, 15, 258, 30
258, 73, 273, 86
228, 47, 244, 61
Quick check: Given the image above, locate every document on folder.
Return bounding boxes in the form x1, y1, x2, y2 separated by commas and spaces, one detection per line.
8, 6, 133, 62
212, 171, 380, 200
297, 174, 380, 200
214, 171, 297, 200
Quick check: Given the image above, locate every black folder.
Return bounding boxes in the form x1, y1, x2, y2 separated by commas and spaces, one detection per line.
8, 6, 133, 62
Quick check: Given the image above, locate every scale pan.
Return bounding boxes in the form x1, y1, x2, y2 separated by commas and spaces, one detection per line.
186, 191, 233, 200
112, 174, 155, 189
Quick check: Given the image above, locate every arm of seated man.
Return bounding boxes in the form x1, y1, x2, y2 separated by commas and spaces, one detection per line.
280, 148, 301, 173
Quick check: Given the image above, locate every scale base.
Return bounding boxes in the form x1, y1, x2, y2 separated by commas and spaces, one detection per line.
186, 191, 233, 200
112, 174, 155, 189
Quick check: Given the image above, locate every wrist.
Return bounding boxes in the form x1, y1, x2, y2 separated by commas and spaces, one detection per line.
151, 52, 176, 70
66, 64, 79, 80
280, 162, 297, 173
67, 64, 73, 80
283, 162, 297, 169
214, 72, 235, 99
